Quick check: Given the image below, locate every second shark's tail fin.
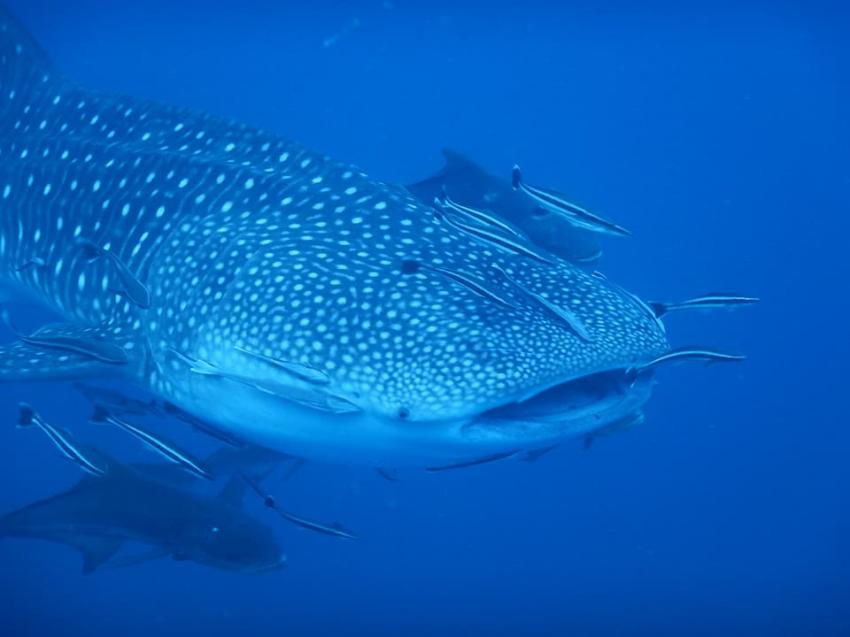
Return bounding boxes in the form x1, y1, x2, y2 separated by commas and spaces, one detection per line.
0, 7, 61, 122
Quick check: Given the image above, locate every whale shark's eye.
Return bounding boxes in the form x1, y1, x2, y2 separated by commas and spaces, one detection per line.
399, 260, 419, 275
397, 407, 410, 420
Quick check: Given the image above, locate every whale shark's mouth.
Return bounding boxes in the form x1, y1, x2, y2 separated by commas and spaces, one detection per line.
483, 369, 646, 422
464, 368, 655, 445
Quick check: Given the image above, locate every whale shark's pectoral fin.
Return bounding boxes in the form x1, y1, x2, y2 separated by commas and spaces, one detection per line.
0, 322, 139, 382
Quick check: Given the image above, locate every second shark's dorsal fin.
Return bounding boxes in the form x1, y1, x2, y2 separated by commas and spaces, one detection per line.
218, 475, 247, 508
405, 148, 483, 194
440, 148, 482, 176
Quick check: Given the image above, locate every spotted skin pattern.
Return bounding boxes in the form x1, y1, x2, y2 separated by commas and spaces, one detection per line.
0, 11, 667, 462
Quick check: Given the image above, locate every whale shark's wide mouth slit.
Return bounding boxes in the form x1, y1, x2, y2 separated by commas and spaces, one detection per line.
480, 369, 648, 423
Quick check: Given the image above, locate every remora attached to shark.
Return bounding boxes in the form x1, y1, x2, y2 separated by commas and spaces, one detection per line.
0, 10, 746, 466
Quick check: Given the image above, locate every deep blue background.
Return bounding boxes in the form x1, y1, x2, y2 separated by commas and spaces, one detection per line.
0, 1, 848, 635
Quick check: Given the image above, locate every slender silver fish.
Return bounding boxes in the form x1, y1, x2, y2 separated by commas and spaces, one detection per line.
435, 186, 526, 238
649, 294, 760, 318
1, 310, 129, 365
426, 449, 519, 472
233, 346, 330, 386
90, 405, 214, 480
73, 382, 161, 417
494, 265, 593, 342
433, 207, 555, 264
635, 347, 746, 371
423, 263, 518, 310
77, 238, 151, 309
161, 401, 247, 448
512, 165, 631, 237
17, 403, 108, 477
240, 472, 357, 540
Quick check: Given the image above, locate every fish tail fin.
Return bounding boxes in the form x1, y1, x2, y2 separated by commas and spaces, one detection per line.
511, 165, 522, 190
75, 238, 103, 261
16, 402, 36, 428
0, 7, 62, 120
648, 301, 668, 318
89, 404, 111, 424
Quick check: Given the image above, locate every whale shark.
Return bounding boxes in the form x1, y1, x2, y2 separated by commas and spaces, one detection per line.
0, 9, 744, 467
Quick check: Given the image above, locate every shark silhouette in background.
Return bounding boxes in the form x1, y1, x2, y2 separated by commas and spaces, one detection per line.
0, 8, 753, 470
406, 148, 604, 264
0, 443, 287, 574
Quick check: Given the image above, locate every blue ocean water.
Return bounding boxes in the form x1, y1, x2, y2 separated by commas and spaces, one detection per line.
0, 1, 847, 635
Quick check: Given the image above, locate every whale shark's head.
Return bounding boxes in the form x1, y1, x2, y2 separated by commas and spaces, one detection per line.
149, 174, 668, 463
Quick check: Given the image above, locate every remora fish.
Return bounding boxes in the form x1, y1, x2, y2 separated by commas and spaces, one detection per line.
240, 473, 357, 540
434, 186, 526, 238
0, 455, 286, 573
0, 10, 742, 468
90, 405, 214, 480
407, 149, 603, 263
73, 382, 161, 416
77, 238, 151, 309
16, 402, 108, 477
512, 165, 631, 237
161, 400, 248, 448
1, 309, 129, 365
649, 294, 760, 318
633, 347, 746, 372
